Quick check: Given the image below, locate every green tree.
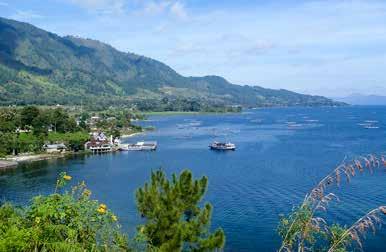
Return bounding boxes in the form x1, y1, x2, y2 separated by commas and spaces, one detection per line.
0, 108, 19, 132
136, 169, 225, 251
20, 106, 40, 128
32, 113, 49, 136
48, 108, 69, 133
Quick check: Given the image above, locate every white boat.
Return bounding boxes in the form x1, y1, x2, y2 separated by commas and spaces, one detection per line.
120, 141, 157, 151
209, 142, 236, 151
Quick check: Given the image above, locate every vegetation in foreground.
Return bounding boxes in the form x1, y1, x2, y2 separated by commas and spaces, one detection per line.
278, 154, 386, 252
0, 169, 225, 252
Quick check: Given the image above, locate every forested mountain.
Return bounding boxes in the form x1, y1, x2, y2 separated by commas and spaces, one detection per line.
0, 17, 342, 110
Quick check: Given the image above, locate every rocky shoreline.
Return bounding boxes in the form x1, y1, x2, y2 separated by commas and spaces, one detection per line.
0, 160, 18, 169
0, 153, 67, 170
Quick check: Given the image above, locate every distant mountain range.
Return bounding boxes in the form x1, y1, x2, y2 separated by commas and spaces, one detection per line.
0, 17, 343, 109
333, 94, 386, 105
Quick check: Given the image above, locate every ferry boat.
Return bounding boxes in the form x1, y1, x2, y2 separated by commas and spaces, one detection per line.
119, 141, 157, 151
209, 141, 236, 151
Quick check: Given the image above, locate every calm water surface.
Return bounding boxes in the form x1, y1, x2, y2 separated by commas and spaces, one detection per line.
1, 106, 386, 251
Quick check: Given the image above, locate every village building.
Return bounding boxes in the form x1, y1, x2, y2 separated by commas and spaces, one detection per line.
84, 132, 113, 153
43, 144, 66, 153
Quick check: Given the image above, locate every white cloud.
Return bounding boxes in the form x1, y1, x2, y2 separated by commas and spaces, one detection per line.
68, 0, 126, 14
0, 1, 9, 6
140, 0, 188, 19
10, 10, 44, 21
170, 2, 187, 19
143, 1, 169, 15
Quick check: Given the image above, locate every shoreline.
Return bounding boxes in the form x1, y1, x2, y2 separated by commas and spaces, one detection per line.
120, 131, 144, 139
0, 133, 144, 171
0, 153, 69, 171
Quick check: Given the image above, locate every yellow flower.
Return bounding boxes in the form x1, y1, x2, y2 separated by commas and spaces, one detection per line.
35, 217, 41, 224
140, 226, 145, 233
63, 175, 72, 181
97, 203, 107, 214
83, 189, 92, 197
97, 207, 106, 214
111, 215, 118, 222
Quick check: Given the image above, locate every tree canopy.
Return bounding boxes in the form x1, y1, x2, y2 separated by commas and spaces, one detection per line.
136, 169, 225, 251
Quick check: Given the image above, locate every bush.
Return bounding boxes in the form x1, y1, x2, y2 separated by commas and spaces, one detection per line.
0, 172, 129, 251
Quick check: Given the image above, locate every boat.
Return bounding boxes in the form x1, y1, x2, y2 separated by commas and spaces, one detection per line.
119, 141, 157, 151
209, 141, 236, 151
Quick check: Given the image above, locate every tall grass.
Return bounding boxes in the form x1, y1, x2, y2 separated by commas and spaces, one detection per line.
279, 154, 386, 252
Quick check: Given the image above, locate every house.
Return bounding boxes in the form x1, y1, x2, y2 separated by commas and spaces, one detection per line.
84, 132, 113, 153
43, 144, 66, 153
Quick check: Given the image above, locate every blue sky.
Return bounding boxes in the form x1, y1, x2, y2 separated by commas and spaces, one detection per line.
1, 0, 386, 97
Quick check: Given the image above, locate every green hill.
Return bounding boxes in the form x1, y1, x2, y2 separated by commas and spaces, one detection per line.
0, 17, 342, 110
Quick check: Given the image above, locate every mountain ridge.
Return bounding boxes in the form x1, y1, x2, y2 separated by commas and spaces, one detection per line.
333, 94, 386, 106
0, 16, 343, 109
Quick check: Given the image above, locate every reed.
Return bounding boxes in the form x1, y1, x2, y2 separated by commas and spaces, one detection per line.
278, 154, 386, 252
327, 206, 386, 252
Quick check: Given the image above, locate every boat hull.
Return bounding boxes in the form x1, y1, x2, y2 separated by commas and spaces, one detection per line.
209, 144, 236, 151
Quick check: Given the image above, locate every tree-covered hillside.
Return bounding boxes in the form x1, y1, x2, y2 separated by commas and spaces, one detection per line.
0, 17, 342, 109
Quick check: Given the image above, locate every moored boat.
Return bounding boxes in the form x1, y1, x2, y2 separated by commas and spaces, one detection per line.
209, 141, 236, 151
119, 141, 157, 151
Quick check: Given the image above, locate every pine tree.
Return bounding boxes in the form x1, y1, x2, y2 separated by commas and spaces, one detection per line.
136, 169, 225, 251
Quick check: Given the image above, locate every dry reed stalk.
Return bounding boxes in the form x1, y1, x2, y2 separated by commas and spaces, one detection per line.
279, 154, 386, 252
327, 206, 386, 252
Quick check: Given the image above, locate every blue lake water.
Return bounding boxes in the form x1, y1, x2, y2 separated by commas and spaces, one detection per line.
1, 106, 386, 251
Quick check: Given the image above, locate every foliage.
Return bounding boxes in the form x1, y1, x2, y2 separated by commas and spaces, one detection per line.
136, 169, 225, 251
0, 17, 343, 109
278, 205, 323, 251
0, 169, 226, 252
0, 172, 129, 251
0, 106, 88, 156
47, 132, 90, 151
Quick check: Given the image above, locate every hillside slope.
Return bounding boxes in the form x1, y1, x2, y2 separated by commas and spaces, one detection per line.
334, 94, 386, 105
0, 17, 342, 109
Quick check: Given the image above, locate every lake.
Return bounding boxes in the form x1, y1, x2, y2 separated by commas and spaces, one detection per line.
1, 106, 386, 251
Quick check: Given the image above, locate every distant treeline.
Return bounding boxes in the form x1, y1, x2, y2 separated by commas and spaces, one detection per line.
133, 98, 242, 113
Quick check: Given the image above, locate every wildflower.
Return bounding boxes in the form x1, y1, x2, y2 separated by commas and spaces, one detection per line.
111, 215, 118, 222
140, 226, 145, 233
63, 175, 72, 181
83, 189, 92, 197
35, 217, 41, 224
97, 203, 107, 214
97, 207, 106, 214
